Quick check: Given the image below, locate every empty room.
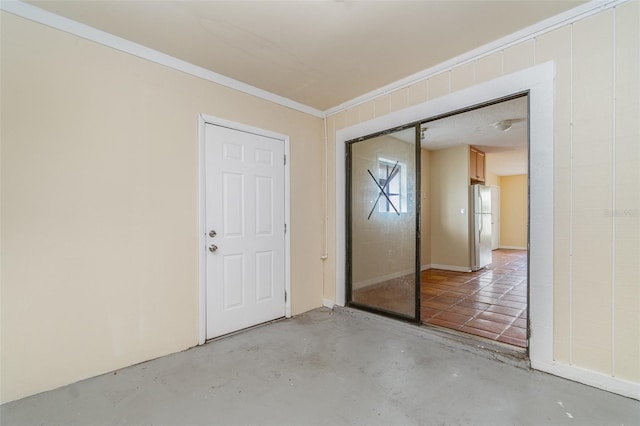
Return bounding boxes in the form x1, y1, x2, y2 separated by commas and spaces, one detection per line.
1, 1, 638, 424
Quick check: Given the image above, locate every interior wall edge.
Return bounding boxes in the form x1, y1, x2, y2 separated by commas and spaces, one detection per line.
322, 299, 335, 309
532, 359, 640, 401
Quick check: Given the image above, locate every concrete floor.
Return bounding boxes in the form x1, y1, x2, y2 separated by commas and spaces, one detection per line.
2, 308, 638, 425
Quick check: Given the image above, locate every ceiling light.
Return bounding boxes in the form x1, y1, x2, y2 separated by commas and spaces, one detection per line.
494, 120, 512, 132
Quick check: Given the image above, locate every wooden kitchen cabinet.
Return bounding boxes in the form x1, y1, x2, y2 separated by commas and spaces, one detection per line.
470, 146, 485, 183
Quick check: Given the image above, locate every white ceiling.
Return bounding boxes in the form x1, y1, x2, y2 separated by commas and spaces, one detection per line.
391, 96, 529, 175
26, 0, 585, 111
420, 96, 527, 152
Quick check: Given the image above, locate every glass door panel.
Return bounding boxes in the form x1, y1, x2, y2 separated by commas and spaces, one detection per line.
348, 127, 418, 319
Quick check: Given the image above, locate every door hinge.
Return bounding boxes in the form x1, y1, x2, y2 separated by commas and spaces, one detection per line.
284, 291, 287, 302
284, 154, 287, 165
284, 223, 287, 234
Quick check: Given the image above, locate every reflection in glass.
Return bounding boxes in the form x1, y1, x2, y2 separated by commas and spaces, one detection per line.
349, 127, 417, 318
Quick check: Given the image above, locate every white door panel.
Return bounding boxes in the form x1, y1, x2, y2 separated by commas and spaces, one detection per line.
205, 124, 285, 339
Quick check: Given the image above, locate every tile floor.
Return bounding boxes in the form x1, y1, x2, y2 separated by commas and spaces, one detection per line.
351, 249, 528, 348
422, 249, 528, 347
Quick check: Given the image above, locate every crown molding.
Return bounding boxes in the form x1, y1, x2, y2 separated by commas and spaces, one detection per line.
324, 0, 628, 117
1, 0, 627, 119
0, 0, 325, 119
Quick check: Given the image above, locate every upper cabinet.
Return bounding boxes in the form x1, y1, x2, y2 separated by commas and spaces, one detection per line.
470, 146, 486, 184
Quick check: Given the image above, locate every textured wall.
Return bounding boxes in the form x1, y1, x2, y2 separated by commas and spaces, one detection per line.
325, 2, 639, 384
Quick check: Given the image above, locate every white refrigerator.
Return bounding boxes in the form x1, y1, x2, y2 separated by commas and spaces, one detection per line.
470, 184, 492, 271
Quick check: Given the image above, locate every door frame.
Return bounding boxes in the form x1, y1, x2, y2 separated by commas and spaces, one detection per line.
198, 114, 291, 345
345, 124, 422, 322
334, 62, 554, 369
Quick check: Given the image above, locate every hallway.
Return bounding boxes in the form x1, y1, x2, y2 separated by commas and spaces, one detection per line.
422, 249, 528, 348
2, 308, 637, 426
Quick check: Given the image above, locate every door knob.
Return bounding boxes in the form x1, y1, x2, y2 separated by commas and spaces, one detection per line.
209, 230, 217, 238
209, 244, 218, 253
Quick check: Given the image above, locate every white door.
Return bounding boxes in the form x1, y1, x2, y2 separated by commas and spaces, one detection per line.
490, 185, 500, 250
205, 123, 286, 339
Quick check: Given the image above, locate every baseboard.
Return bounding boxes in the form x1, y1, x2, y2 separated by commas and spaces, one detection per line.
353, 268, 414, 289
421, 264, 431, 271
499, 245, 527, 250
322, 298, 335, 309
531, 359, 640, 400
428, 264, 472, 273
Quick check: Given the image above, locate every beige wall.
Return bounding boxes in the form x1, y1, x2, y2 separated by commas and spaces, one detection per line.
420, 149, 431, 267
499, 175, 528, 249
428, 146, 470, 269
1, 12, 324, 403
484, 170, 500, 187
326, 1, 639, 384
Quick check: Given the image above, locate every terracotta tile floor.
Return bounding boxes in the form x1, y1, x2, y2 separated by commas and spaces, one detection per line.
422, 249, 528, 348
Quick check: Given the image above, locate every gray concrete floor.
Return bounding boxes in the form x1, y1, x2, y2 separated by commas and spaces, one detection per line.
2, 308, 638, 426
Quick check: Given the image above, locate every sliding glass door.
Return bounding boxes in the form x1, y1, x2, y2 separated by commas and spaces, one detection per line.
347, 126, 420, 320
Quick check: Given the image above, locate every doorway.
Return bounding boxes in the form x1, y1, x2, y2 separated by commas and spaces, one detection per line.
347, 126, 420, 320
419, 95, 529, 348
336, 62, 554, 372
199, 117, 291, 342
346, 95, 530, 349
422, 250, 528, 347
